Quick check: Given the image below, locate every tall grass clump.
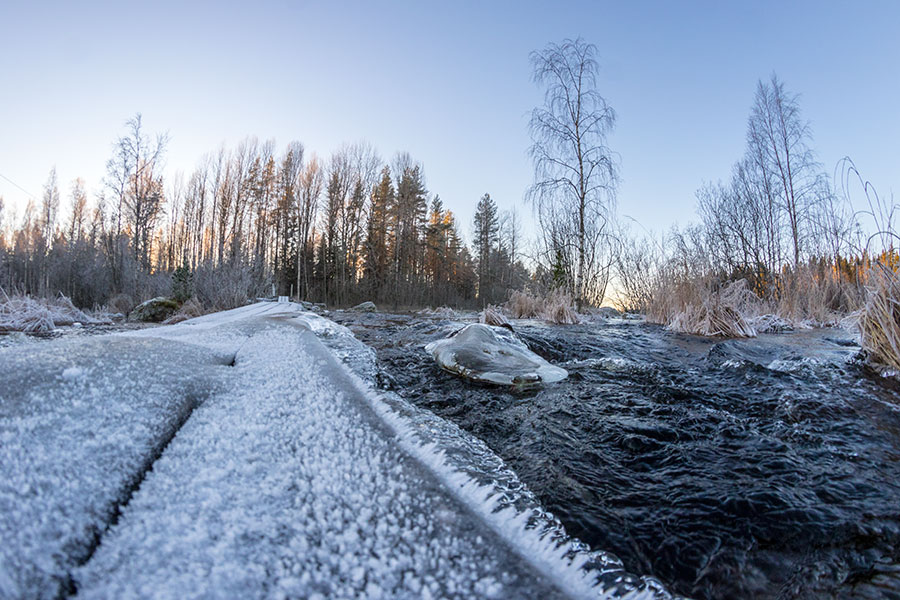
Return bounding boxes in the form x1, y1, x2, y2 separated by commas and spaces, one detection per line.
505, 290, 543, 319
541, 289, 580, 324
774, 263, 862, 327
504, 289, 580, 325
854, 265, 900, 371
837, 158, 900, 371
647, 278, 759, 338
479, 305, 511, 327
0, 289, 99, 333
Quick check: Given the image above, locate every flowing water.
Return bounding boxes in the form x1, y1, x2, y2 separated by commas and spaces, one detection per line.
331, 311, 900, 600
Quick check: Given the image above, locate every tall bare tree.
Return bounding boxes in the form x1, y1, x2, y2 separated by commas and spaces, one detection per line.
67, 178, 88, 246
528, 37, 618, 307
747, 74, 821, 269
296, 155, 323, 298
117, 115, 168, 271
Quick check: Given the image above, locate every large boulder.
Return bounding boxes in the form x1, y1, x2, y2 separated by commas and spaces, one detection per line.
350, 301, 377, 312
424, 323, 567, 386
128, 297, 179, 323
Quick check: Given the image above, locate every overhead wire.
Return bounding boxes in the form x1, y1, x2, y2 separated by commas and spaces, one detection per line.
0, 171, 37, 199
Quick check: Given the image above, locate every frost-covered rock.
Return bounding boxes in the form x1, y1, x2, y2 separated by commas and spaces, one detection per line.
418, 306, 458, 319
128, 296, 179, 322
350, 300, 377, 312
749, 313, 795, 334
425, 323, 568, 386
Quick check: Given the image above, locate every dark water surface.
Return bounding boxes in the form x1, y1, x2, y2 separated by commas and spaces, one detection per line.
331, 311, 900, 600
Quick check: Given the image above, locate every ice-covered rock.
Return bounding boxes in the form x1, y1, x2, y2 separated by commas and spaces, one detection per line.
417, 306, 458, 319
425, 323, 568, 386
749, 313, 795, 333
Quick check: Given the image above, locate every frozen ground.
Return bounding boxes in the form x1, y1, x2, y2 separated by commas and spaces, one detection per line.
0, 302, 666, 599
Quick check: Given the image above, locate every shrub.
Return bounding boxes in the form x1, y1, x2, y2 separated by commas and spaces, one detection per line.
107, 294, 136, 316
194, 261, 269, 310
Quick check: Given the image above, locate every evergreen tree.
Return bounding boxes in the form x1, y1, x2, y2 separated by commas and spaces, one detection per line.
363, 166, 394, 296
472, 193, 499, 305
393, 165, 427, 293
171, 260, 193, 303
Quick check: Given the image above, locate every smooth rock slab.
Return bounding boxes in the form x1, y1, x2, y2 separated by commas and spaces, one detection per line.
425, 324, 568, 386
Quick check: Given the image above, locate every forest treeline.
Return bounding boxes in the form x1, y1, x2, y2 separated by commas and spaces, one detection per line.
0, 117, 530, 311
1, 37, 898, 367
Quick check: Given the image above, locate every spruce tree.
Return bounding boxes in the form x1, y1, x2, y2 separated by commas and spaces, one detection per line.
472, 193, 499, 305
363, 166, 393, 296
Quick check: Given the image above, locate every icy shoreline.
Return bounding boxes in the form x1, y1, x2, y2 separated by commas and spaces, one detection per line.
0, 302, 668, 599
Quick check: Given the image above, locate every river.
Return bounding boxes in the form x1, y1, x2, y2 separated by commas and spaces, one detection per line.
331, 310, 900, 600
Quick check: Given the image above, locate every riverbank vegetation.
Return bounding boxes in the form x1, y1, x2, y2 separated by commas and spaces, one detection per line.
610, 74, 900, 370
0, 290, 101, 333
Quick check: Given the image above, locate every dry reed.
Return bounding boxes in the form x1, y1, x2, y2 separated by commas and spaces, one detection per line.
503, 289, 580, 325
853, 265, 900, 371
0, 290, 98, 333
479, 305, 510, 327
161, 297, 207, 325
648, 279, 758, 338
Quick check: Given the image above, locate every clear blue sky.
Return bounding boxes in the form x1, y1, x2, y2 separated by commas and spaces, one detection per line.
1, 0, 898, 243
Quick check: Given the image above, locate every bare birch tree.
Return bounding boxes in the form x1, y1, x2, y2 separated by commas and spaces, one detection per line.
528, 37, 618, 307
747, 74, 821, 269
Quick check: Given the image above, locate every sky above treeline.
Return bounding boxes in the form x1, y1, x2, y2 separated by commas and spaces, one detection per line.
1, 0, 897, 243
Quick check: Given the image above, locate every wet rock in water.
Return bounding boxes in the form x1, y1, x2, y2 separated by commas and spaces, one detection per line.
350, 301, 377, 312
128, 297, 179, 323
749, 313, 794, 333
417, 306, 458, 319
424, 323, 568, 386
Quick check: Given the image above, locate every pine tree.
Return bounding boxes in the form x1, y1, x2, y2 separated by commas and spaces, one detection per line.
393, 165, 427, 292
472, 193, 499, 305
363, 166, 393, 296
